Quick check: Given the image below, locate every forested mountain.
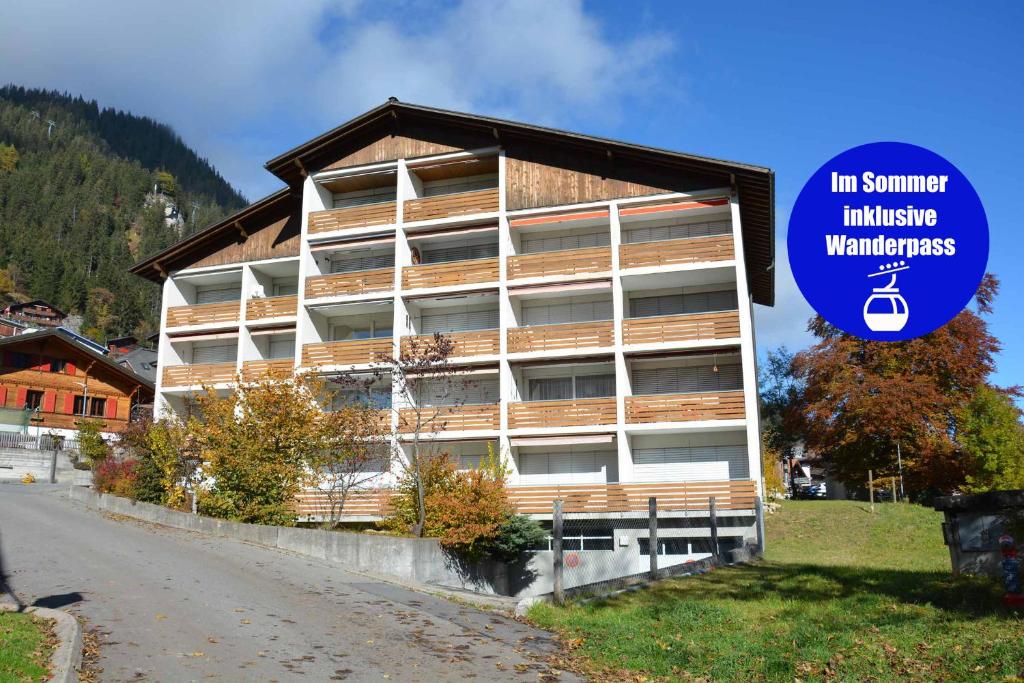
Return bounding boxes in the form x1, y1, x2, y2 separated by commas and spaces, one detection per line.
0, 86, 248, 342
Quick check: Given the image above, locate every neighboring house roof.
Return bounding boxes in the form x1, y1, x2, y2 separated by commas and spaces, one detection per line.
131, 99, 775, 305
112, 347, 158, 383
2, 299, 68, 318
0, 328, 155, 392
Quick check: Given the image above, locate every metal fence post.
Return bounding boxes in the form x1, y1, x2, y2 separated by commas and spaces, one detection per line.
552, 499, 564, 605
648, 496, 658, 580
49, 447, 58, 484
755, 495, 765, 557
709, 497, 720, 565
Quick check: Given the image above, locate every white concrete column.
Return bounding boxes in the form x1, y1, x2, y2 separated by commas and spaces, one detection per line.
729, 192, 764, 497
610, 201, 633, 483
496, 151, 516, 479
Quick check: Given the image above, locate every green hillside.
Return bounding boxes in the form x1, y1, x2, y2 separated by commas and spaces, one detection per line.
0, 86, 248, 341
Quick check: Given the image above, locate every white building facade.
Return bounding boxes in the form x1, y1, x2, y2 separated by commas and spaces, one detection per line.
134, 101, 775, 526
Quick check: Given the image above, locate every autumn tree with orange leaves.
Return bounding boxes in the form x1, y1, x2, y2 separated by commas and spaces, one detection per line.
787, 274, 1007, 496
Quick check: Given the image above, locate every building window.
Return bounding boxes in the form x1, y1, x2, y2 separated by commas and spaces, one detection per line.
73, 396, 107, 417
530, 531, 614, 552
8, 352, 32, 369
49, 358, 67, 373
528, 373, 616, 401
25, 390, 44, 410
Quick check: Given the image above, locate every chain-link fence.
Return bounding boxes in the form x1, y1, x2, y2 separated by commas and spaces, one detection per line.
547, 495, 765, 603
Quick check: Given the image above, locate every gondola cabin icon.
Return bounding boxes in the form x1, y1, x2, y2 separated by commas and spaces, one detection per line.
864, 261, 909, 332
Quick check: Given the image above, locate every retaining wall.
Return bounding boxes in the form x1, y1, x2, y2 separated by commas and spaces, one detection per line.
68, 487, 545, 597
0, 448, 80, 483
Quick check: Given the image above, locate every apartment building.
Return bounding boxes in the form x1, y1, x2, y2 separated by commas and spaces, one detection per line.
130, 101, 775, 544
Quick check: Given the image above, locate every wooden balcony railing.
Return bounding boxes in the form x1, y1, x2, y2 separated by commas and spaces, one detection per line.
305, 268, 394, 299
401, 257, 499, 289
619, 235, 734, 269
166, 301, 239, 328
296, 489, 393, 519
507, 246, 612, 280
308, 201, 397, 234
245, 295, 297, 320
508, 397, 617, 429
162, 362, 237, 387
626, 390, 745, 423
622, 311, 740, 346
401, 329, 499, 357
398, 403, 500, 432
403, 187, 499, 223
296, 479, 758, 520
300, 338, 392, 367
507, 320, 613, 353
508, 479, 758, 514
240, 359, 294, 381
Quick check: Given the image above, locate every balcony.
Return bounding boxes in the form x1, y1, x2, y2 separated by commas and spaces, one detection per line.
162, 362, 237, 387
507, 246, 611, 280
625, 390, 745, 424
619, 235, 734, 270
403, 187, 499, 223
507, 321, 613, 353
400, 329, 499, 358
240, 359, 294, 381
308, 201, 397, 235
622, 311, 740, 346
508, 397, 617, 429
295, 479, 758, 520
401, 257, 499, 289
300, 338, 392, 367
166, 301, 239, 328
507, 479, 758, 514
305, 268, 394, 299
245, 295, 297, 321
398, 403, 500, 432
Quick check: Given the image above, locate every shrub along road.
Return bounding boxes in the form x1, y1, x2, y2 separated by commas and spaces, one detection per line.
0, 486, 576, 682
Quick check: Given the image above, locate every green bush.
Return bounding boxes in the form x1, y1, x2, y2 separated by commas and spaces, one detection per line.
485, 514, 548, 561
77, 419, 109, 469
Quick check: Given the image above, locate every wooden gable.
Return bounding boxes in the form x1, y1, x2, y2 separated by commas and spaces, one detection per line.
186, 211, 300, 270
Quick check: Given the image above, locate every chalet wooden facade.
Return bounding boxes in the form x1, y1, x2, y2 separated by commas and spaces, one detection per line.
0, 330, 154, 435
130, 100, 775, 540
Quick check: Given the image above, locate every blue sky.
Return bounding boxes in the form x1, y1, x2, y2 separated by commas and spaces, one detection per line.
1, 1, 1021, 386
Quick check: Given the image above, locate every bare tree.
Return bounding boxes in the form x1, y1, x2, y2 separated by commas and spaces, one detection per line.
375, 333, 478, 536
307, 397, 392, 528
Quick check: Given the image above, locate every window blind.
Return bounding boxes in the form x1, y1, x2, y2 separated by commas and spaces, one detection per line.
517, 451, 616, 485
420, 309, 499, 334
633, 444, 748, 482
522, 300, 612, 326
421, 173, 497, 197
332, 186, 396, 209
622, 220, 731, 244
528, 373, 615, 401
521, 231, 610, 254
629, 290, 738, 318
419, 377, 499, 406
267, 338, 294, 359
271, 278, 298, 296
192, 344, 236, 364
330, 253, 393, 274
631, 363, 742, 395
421, 242, 498, 264
195, 286, 241, 304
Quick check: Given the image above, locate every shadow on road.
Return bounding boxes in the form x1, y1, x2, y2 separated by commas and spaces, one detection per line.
32, 591, 84, 609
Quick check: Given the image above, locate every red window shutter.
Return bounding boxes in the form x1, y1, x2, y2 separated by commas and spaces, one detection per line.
65, 360, 76, 375
0, 386, 7, 406
15, 387, 27, 407
63, 393, 75, 414
104, 398, 118, 419
42, 391, 56, 412
35, 356, 51, 372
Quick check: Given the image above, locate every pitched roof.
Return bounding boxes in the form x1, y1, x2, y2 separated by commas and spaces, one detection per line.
3, 299, 67, 317
0, 329, 155, 391
132, 100, 775, 304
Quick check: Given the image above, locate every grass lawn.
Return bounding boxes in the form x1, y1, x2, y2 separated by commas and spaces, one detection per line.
529, 500, 1024, 682
0, 611, 55, 682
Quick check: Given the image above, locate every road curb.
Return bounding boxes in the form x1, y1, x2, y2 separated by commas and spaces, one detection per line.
1, 603, 82, 682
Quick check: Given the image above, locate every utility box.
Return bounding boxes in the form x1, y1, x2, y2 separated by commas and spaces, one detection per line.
934, 490, 1024, 577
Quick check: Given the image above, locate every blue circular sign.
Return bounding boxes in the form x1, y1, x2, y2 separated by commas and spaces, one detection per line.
788, 142, 988, 341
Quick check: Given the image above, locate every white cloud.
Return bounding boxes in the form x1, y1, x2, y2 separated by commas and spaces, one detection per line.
0, 0, 674, 199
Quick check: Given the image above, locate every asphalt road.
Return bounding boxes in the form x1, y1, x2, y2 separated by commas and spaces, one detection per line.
0, 485, 579, 682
